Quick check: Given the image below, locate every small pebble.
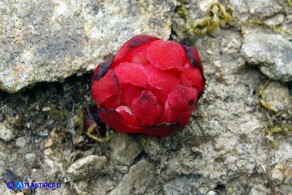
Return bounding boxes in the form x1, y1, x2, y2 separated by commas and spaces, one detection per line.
42, 107, 51, 111
15, 137, 26, 147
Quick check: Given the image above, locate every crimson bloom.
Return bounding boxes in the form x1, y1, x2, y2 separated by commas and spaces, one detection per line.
91, 35, 205, 136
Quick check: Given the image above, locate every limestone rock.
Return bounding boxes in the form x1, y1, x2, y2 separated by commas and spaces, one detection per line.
0, 122, 15, 142
67, 155, 107, 182
163, 175, 201, 195
241, 33, 292, 82
109, 134, 142, 166
248, 184, 270, 195
109, 159, 154, 195
0, 0, 176, 92
258, 81, 290, 112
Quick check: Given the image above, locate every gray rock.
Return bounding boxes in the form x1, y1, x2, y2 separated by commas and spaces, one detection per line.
66, 155, 107, 182
110, 134, 142, 166
109, 159, 154, 195
271, 168, 284, 185
271, 142, 292, 185
144, 138, 164, 161
246, 0, 282, 19
163, 175, 201, 195
25, 153, 36, 166
265, 14, 285, 26
206, 191, 218, 195
43, 158, 65, 180
241, 33, 292, 82
0, 122, 15, 142
230, 0, 282, 21
15, 137, 26, 147
0, 0, 176, 93
248, 184, 270, 195
258, 81, 291, 112
70, 180, 89, 195
0, 184, 14, 195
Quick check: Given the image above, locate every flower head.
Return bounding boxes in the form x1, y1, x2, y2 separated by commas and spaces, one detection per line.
91, 35, 205, 136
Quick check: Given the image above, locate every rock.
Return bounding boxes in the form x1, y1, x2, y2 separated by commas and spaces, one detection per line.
70, 181, 89, 195
66, 155, 107, 182
265, 14, 285, 26
206, 191, 218, 195
272, 158, 292, 184
15, 137, 26, 147
109, 159, 154, 195
144, 138, 164, 161
230, 0, 282, 21
0, 0, 176, 93
241, 33, 292, 82
25, 153, 36, 166
258, 81, 290, 112
246, 0, 282, 19
163, 175, 202, 195
43, 158, 64, 180
0, 122, 15, 142
0, 114, 3, 122
109, 134, 142, 166
271, 168, 284, 185
0, 144, 8, 176
271, 141, 292, 185
248, 184, 270, 195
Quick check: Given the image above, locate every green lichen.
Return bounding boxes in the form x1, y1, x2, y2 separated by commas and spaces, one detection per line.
258, 81, 292, 148
85, 123, 111, 143
264, 111, 292, 148
242, 20, 292, 35
265, 121, 291, 148
258, 81, 278, 112
177, 1, 233, 36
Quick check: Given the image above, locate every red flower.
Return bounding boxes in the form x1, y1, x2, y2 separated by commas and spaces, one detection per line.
91, 35, 205, 136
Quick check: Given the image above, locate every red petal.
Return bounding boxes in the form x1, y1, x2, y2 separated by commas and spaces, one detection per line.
92, 59, 113, 82
147, 40, 187, 70
121, 41, 153, 65
99, 110, 142, 133
114, 62, 148, 87
132, 90, 162, 126
91, 69, 119, 108
144, 65, 180, 93
180, 67, 205, 93
115, 105, 140, 126
120, 84, 143, 107
139, 124, 179, 137
100, 108, 179, 137
183, 45, 204, 72
149, 89, 168, 105
114, 35, 160, 62
162, 85, 198, 125
124, 47, 149, 64
101, 95, 120, 109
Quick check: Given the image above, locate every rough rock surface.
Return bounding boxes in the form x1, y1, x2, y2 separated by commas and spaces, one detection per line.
258, 81, 291, 112
109, 159, 154, 195
0, 122, 15, 142
109, 134, 143, 172
241, 33, 292, 82
66, 155, 107, 182
0, 0, 176, 93
0, 0, 291, 195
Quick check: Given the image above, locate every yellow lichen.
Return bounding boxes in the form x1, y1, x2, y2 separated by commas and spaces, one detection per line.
177, 1, 233, 36
242, 20, 292, 35
264, 111, 291, 148
85, 123, 111, 143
